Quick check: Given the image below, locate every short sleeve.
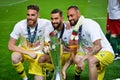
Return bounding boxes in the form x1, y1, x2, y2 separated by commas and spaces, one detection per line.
10, 23, 21, 40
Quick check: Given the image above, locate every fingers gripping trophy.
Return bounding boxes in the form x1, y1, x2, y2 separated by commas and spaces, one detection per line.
49, 30, 63, 80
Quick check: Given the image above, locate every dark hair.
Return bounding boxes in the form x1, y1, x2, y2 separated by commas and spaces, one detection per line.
67, 5, 79, 11
51, 9, 63, 17
27, 5, 39, 12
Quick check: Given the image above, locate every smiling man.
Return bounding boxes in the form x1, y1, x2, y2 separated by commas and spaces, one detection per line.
62, 5, 114, 80
8, 5, 53, 80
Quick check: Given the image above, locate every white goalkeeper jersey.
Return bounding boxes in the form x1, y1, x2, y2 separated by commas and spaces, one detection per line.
10, 18, 53, 51
80, 18, 114, 55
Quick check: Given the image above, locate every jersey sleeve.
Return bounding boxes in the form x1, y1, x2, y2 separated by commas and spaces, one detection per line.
10, 23, 21, 40
87, 20, 101, 43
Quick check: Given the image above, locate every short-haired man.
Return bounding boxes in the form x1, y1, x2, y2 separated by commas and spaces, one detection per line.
62, 5, 114, 80
8, 5, 53, 80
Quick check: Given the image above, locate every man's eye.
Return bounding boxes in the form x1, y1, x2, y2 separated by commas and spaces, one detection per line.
31, 14, 35, 16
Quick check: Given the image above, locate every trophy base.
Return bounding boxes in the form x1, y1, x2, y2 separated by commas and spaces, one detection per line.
52, 72, 63, 80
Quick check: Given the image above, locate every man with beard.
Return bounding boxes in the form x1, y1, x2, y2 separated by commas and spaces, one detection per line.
50, 9, 73, 65
8, 5, 53, 80
38, 9, 73, 79
62, 6, 114, 80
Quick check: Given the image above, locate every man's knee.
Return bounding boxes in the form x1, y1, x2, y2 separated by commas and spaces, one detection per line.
11, 52, 22, 64
34, 75, 45, 80
38, 54, 51, 63
87, 56, 98, 67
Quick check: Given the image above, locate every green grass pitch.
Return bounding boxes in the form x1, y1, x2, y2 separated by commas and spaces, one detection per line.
0, 0, 120, 80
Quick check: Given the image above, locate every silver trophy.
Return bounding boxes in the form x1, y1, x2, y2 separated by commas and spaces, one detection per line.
49, 30, 63, 80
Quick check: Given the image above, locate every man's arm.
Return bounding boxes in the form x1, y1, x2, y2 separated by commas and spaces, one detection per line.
62, 52, 74, 80
77, 39, 102, 70
81, 39, 102, 62
62, 52, 74, 70
90, 39, 102, 55
8, 37, 36, 58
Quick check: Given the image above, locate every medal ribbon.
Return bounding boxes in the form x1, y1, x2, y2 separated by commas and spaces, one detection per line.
27, 24, 38, 43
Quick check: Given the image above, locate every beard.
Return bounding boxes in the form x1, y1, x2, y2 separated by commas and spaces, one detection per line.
69, 19, 78, 26
52, 22, 61, 30
27, 19, 37, 27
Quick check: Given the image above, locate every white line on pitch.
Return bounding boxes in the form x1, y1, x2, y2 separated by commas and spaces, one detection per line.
0, 0, 28, 6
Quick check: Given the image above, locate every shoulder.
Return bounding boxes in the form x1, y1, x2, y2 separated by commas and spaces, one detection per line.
37, 18, 52, 26
84, 18, 95, 23
16, 19, 26, 24
37, 18, 53, 31
84, 18, 100, 26
14, 19, 27, 28
83, 18, 100, 31
15, 19, 26, 26
38, 18, 51, 23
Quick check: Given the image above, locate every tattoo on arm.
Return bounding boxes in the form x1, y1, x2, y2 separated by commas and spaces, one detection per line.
91, 39, 101, 55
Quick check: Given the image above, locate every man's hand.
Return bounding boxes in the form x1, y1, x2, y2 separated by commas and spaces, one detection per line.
43, 42, 50, 54
43, 46, 50, 54
77, 60, 84, 70
28, 52, 37, 59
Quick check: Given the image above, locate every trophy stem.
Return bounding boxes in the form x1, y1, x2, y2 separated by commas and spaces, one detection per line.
49, 31, 63, 80
52, 70, 63, 80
